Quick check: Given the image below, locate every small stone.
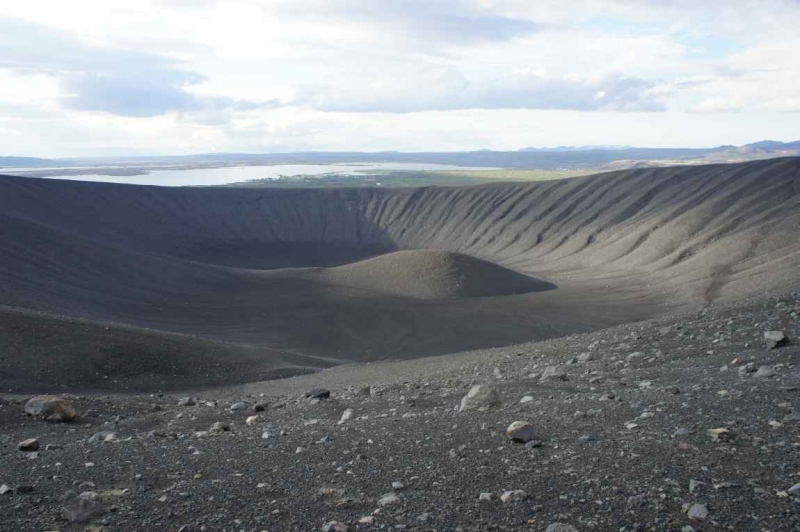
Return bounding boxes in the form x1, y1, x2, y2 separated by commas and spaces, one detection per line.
0, 485, 11, 495
506, 421, 536, 443
687, 503, 708, 520
321, 521, 348, 532
577, 352, 594, 362
24, 395, 77, 422
764, 330, 787, 349
478, 492, 492, 501
707, 427, 733, 442
230, 402, 247, 411
753, 365, 775, 378
545, 524, 578, 532
500, 490, 526, 503
306, 389, 331, 400
540, 366, 567, 381
520, 395, 534, 404
338, 409, 354, 425
788, 483, 800, 496
209, 422, 229, 433
391, 481, 405, 490
378, 492, 401, 507
62, 493, 105, 523
253, 403, 267, 412
458, 385, 501, 412
177, 397, 195, 407
358, 516, 375, 525
18, 438, 39, 452
626, 352, 644, 362
245, 415, 260, 425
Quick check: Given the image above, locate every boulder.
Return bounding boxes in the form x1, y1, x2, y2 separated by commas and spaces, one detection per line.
458, 385, 501, 412
24, 396, 77, 422
506, 421, 536, 443
764, 331, 787, 349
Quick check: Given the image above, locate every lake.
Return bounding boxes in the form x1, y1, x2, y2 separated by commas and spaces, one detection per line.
5, 163, 492, 187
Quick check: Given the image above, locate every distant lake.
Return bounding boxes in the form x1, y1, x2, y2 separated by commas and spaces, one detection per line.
6, 163, 493, 187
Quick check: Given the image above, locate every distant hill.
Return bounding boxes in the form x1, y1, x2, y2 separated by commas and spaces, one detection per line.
0, 156, 59, 168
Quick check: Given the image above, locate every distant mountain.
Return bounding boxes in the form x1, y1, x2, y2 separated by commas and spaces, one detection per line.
0, 156, 59, 168
518, 145, 634, 152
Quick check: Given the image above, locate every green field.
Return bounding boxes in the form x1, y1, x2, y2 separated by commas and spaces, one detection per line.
223, 168, 597, 188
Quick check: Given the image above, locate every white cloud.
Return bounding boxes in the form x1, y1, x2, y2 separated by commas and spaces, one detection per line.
0, 0, 797, 155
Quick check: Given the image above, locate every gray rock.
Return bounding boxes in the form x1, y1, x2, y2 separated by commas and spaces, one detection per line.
321, 522, 348, 532
24, 396, 77, 422
306, 388, 331, 400
177, 397, 195, 407
764, 330, 787, 349
478, 492, 492, 501
687, 503, 708, 520
230, 402, 247, 411
506, 421, 536, 443
62, 493, 105, 523
540, 366, 567, 381
0, 484, 12, 495
18, 438, 39, 452
458, 385, 501, 412
500, 490, 526, 503
577, 352, 594, 362
545, 524, 578, 532
788, 483, 800, 495
753, 365, 775, 378
378, 492, 402, 507
209, 422, 229, 433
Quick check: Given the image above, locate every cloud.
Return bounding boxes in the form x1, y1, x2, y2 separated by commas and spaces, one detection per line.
293, 70, 665, 113
0, 17, 270, 118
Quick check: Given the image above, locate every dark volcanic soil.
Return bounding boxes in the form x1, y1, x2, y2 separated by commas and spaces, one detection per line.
1, 158, 799, 391
1, 292, 799, 531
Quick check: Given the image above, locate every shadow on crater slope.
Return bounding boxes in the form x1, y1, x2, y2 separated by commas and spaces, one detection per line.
0, 157, 799, 391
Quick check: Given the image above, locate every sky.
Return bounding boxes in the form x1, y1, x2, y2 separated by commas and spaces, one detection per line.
0, 0, 799, 157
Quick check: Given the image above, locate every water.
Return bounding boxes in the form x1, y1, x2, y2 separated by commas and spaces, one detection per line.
6, 163, 492, 187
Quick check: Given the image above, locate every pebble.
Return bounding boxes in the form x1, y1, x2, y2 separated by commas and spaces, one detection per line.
321, 521, 348, 532
753, 365, 775, 378
506, 421, 536, 443
458, 385, 501, 412
545, 524, 578, 532
500, 490, 526, 503
230, 402, 247, 411
478, 492, 492, 501
18, 438, 40, 452
338, 409, 354, 425
687, 503, 708, 520
764, 330, 787, 349
519, 395, 534, 403
378, 492, 402, 507
540, 366, 567, 381
245, 415, 260, 425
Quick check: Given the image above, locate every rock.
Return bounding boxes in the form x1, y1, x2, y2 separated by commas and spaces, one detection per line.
356, 386, 372, 396
87, 431, 117, 444
62, 492, 105, 523
306, 389, 331, 400
626, 352, 644, 362
358, 516, 375, 525
338, 408, 354, 425
788, 483, 800, 496
577, 352, 594, 362
520, 395, 534, 404
0, 484, 12, 495
24, 396, 77, 422
378, 492, 402, 507
321, 521, 348, 532
540, 366, 567, 381
177, 397, 195, 407
230, 402, 247, 411
500, 490, 526, 503
478, 492, 492, 501
209, 422, 229, 433
753, 365, 775, 378
253, 403, 267, 412
687, 503, 708, 520
506, 421, 536, 443
458, 385, 501, 412
764, 330, 787, 349
18, 438, 39, 451
545, 524, 578, 532
391, 481, 405, 490
245, 415, 261, 425
707, 427, 733, 442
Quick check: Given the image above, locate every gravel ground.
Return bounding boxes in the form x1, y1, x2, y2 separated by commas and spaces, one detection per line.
2, 292, 799, 531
